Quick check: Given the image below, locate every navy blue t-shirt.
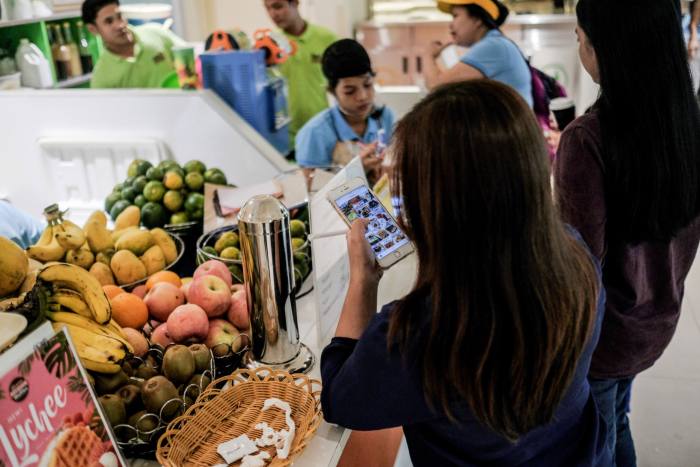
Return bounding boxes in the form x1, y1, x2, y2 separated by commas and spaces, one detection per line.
321, 235, 611, 466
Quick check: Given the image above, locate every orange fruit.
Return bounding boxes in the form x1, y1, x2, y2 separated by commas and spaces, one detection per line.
110, 293, 149, 329
103, 285, 124, 300
145, 270, 182, 291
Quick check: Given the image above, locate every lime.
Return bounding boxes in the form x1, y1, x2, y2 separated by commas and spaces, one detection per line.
105, 192, 122, 213
184, 192, 205, 215
189, 209, 203, 220
132, 175, 148, 193
184, 160, 207, 174
228, 264, 244, 283
163, 171, 184, 190
127, 159, 153, 178
141, 202, 168, 229
134, 194, 147, 208
289, 219, 306, 238
109, 200, 131, 221
158, 160, 179, 172
291, 237, 305, 252
220, 246, 241, 260
112, 182, 124, 193
185, 172, 204, 192
202, 246, 218, 257
143, 181, 166, 203
146, 166, 164, 181
294, 259, 310, 281
170, 211, 189, 225
214, 231, 239, 253
124, 176, 135, 187
120, 186, 138, 202
204, 168, 227, 185
163, 190, 184, 212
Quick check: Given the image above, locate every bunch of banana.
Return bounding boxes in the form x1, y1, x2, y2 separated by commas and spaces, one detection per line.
50, 321, 129, 374
39, 263, 111, 324
26, 225, 65, 262
53, 219, 85, 251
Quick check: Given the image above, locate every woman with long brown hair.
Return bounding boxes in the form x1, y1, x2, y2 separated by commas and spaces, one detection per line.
321, 80, 611, 466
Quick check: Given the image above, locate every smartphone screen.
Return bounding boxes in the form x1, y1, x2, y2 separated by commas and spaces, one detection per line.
334, 185, 410, 260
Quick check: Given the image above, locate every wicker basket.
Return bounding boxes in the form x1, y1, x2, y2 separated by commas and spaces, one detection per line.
156, 367, 322, 466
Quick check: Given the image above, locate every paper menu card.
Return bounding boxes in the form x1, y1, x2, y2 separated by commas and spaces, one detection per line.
0, 328, 125, 467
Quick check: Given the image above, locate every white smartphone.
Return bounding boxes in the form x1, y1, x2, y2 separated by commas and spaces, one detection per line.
327, 177, 414, 269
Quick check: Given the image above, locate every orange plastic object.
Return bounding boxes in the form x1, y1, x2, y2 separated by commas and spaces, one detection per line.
206, 30, 239, 51
253, 28, 297, 65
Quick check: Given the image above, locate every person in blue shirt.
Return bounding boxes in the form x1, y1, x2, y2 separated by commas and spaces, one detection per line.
423, 0, 533, 108
295, 39, 394, 182
0, 201, 44, 249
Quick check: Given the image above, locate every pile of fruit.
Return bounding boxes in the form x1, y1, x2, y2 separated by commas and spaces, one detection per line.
27, 207, 180, 287
105, 159, 227, 228
199, 217, 311, 285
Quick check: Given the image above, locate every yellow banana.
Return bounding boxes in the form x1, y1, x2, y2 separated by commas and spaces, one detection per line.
49, 290, 92, 318
81, 358, 121, 374
55, 323, 127, 359
27, 227, 66, 262
53, 221, 86, 251
52, 323, 126, 373
46, 310, 133, 353
39, 263, 111, 324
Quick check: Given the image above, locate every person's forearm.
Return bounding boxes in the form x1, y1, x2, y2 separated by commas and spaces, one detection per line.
423, 54, 442, 90
692, 1, 700, 28
334, 279, 378, 339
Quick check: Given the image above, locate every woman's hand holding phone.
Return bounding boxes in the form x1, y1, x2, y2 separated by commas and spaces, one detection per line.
347, 218, 383, 288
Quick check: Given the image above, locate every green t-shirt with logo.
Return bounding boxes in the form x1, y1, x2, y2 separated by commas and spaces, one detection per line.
280, 23, 338, 149
90, 24, 185, 88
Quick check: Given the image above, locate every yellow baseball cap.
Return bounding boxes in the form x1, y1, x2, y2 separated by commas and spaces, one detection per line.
436, 0, 500, 21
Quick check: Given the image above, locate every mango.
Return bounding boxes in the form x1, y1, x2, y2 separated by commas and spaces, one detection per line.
84, 210, 107, 228
111, 250, 147, 285
114, 205, 141, 230
111, 226, 138, 243
140, 245, 166, 276
96, 249, 115, 266
65, 248, 95, 270
89, 262, 115, 286
85, 220, 114, 254
150, 228, 177, 264
0, 236, 28, 297
115, 230, 154, 256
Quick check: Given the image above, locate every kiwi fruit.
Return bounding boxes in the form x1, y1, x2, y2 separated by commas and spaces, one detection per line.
162, 345, 195, 385
117, 384, 143, 415
135, 363, 159, 380
121, 361, 134, 377
94, 370, 129, 396
127, 410, 159, 442
188, 344, 212, 373
141, 376, 180, 421
98, 394, 126, 426
182, 373, 212, 402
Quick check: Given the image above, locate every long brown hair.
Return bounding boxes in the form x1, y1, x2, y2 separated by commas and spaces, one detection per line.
389, 80, 599, 441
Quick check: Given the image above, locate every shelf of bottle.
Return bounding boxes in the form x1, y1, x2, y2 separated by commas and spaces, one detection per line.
54, 72, 91, 89
0, 12, 80, 29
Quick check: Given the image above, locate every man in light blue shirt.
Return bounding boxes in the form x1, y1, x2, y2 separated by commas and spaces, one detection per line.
295, 39, 395, 178
0, 201, 44, 249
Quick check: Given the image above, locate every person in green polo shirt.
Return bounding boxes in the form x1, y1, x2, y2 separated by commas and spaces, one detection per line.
83, 0, 185, 88
263, 0, 338, 152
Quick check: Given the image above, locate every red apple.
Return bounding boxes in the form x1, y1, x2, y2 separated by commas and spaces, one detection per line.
151, 323, 174, 348
167, 304, 209, 343
205, 319, 242, 352
186, 275, 232, 318
144, 282, 185, 322
193, 260, 232, 288
132, 284, 147, 299
231, 283, 244, 294
227, 289, 249, 330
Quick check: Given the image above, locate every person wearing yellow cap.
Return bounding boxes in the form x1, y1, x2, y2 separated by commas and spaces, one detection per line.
423, 0, 533, 108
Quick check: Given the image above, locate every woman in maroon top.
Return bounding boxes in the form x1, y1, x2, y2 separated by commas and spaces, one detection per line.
555, 0, 700, 465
